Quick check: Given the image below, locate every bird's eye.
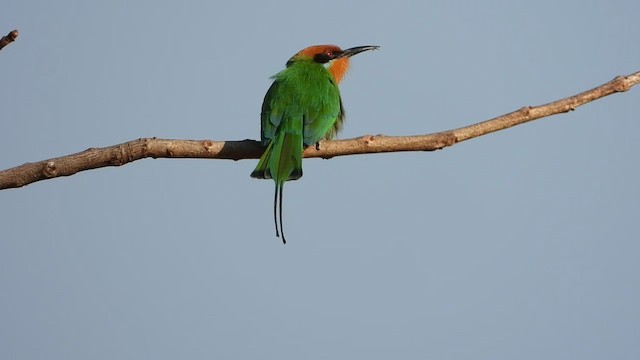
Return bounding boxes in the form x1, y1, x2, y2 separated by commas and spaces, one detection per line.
326, 51, 333, 57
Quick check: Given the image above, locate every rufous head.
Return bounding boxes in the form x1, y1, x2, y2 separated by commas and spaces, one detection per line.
286, 45, 379, 83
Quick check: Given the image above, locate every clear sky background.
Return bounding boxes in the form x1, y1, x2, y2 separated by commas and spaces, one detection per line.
1, 1, 639, 359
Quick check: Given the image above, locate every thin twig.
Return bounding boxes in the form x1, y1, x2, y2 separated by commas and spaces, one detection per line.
0, 71, 638, 190
0, 30, 18, 52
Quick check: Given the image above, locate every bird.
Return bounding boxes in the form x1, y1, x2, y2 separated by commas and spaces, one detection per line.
251, 44, 379, 244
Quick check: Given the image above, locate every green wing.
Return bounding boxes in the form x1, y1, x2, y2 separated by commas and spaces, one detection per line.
260, 80, 285, 145
253, 73, 304, 181
301, 74, 343, 145
261, 65, 344, 147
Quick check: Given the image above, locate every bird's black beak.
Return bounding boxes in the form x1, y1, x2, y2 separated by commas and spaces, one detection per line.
337, 45, 380, 58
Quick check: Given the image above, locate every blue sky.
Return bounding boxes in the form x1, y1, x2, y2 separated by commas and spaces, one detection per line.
1, 1, 639, 359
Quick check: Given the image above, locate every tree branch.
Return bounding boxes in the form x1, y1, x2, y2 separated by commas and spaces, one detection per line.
1, 70, 639, 190
0, 29, 18, 52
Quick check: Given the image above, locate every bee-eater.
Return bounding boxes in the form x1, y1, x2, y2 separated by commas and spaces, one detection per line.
251, 44, 379, 243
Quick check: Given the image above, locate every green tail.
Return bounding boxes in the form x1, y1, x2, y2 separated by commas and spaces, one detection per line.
251, 126, 302, 244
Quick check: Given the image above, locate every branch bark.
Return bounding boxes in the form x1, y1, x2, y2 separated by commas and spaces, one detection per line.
1, 70, 639, 190
0, 29, 18, 52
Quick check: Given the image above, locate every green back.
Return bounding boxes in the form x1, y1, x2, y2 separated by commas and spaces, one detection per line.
261, 59, 344, 146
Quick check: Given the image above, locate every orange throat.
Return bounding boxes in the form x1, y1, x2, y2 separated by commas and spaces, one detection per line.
329, 58, 350, 84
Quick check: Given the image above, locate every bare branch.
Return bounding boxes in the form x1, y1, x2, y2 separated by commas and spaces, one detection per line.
1, 71, 638, 190
0, 29, 18, 52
